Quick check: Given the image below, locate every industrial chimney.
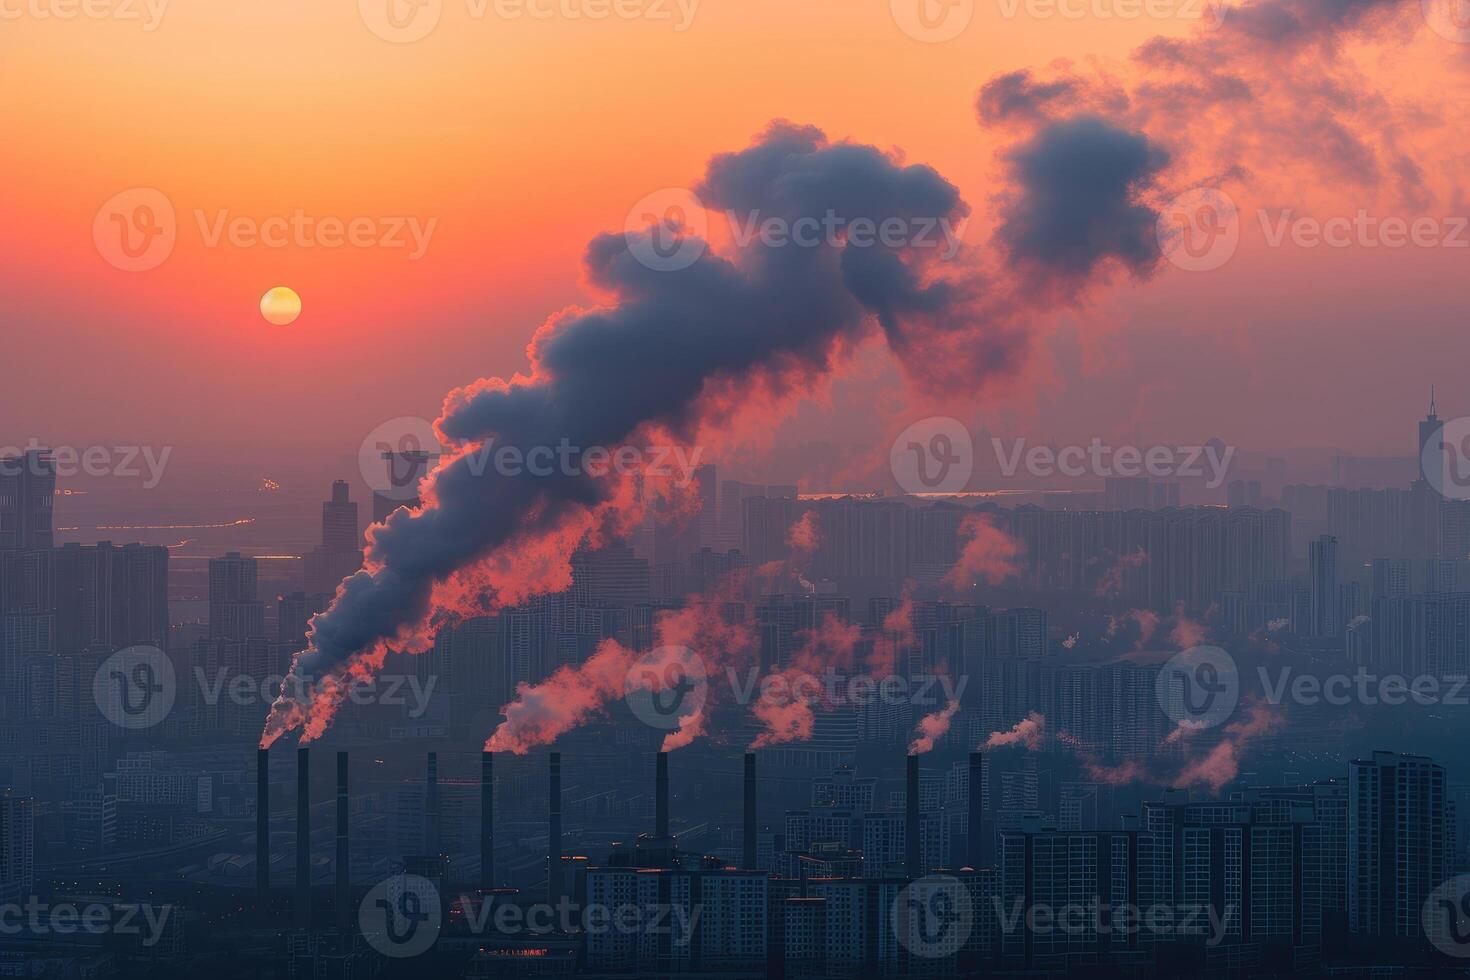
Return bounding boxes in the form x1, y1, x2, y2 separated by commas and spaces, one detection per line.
743, 752, 757, 870
655, 751, 670, 839
548, 752, 562, 907
905, 753, 921, 879
967, 751, 985, 869
335, 751, 349, 933
425, 752, 440, 857
256, 748, 269, 911
296, 747, 311, 928
481, 751, 495, 889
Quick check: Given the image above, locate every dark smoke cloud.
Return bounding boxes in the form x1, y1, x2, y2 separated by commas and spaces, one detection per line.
264, 121, 1017, 745
997, 116, 1170, 291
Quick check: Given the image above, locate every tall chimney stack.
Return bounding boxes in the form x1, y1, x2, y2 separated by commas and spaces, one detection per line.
655, 751, 670, 839
548, 752, 562, 907
967, 751, 985, 869
905, 753, 921, 879
425, 752, 440, 857
256, 748, 269, 911
296, 747, 311, 928
335, 752, 349, 933
481, 751, 495, 889
743, 752, 757, 869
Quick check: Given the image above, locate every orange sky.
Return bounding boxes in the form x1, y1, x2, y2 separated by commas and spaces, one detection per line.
3, 0, 1467, 473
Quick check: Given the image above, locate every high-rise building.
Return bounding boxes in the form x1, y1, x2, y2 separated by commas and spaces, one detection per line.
1417, 388, 1444, 491
1104, 477, 1152, 512
1348, 751, 1447, 941
321, 480, 359, 553
1309, 535, 1340, 638
1000, 814, 1142, 970
276, 591, 330, 648
0, 790, 35, 905
0, 449, 55, 551
209, 551, 263, 641
53, 542, 168, 655
306, 482, 364, 595
995, 608, 1047, 660
1140, 791, 1324, 970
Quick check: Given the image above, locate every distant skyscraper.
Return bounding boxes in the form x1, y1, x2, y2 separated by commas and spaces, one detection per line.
995, 608, 1047, 660
209, 551, 263, 641
277, 591, 329, 648
1417, 387, 1444, 491
1104, 477, 1151, 511
321, 480, 359, 553
53, 542, 168, 655
306, 481, 363, 594
1309, 535, 1340, 638
0, 449, 55, 551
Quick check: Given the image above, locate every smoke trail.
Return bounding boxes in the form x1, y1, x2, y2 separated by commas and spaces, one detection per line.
485, 578, 755, 754
262, 121, 1004, 747
983, 712, 1047, 752
908, 698, 960, 755
942, 513, 1023, 593
747, 611, 861, 750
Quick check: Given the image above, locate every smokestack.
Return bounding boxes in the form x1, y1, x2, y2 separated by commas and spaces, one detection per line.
548, 752, 562, 907
743, 753, 757, 870
655, 751, 670, 839
336, 752, 349, 933
296, 747, 310, 928
425, 752, 440, 857
256, 748, 269, 910
481, 752, 495, 889
968, 751, 985, 869
906, 753, 921, 879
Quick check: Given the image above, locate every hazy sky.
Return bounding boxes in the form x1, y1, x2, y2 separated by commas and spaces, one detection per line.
4, 0, 1467, 476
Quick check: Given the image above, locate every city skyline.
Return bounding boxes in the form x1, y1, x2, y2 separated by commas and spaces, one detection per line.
8, 0, 1470, 975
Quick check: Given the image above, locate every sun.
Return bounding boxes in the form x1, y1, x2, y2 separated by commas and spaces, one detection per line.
260, 286, 302, 326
